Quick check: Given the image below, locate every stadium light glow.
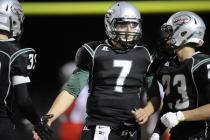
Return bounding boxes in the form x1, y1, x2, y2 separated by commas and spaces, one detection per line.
21, 1, 210, 15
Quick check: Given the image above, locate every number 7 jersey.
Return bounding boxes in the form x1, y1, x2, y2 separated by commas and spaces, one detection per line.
75, 40, 154, 128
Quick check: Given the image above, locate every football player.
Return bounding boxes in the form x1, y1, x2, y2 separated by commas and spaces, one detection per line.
0, 0, 52, 140
41, 1, 161, 140
150, 11, 210, 140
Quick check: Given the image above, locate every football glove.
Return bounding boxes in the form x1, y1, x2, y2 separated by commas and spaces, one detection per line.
160, 111, 185, 128
34, 114, 54, 140
150, 133, 160, 140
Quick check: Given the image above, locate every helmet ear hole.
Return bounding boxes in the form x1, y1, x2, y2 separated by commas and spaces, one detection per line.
194, 18, 197, 24
181, 31, 187, 37
13, 21, 17, 26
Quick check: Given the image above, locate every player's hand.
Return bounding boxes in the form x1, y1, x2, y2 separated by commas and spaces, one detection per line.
32, 130, 41, 140
150, 133, 160, 140
33, 114, 54, 140
131, 108, 149, 125
160, 111, 185, 128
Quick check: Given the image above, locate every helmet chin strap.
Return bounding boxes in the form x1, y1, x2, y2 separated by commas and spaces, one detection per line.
117, 33, 138, 50
118, 39, 134, 51
110, 39, 131, 53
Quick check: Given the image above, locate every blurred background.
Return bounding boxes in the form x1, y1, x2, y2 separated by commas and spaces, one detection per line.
14, 0, 210, 140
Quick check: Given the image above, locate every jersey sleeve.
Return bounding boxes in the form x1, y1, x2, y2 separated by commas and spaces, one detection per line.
75, 46, 92, 71
11, 48, 37, 85
193, 60, 210, 102
62, 68, 89, 98
146, 74, 160, 98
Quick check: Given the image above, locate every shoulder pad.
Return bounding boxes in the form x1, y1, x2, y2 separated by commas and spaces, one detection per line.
192, 53, 210, 66
0, 41, 19, 56
85, 41, 103, 50
192, 53, 210, 72
11, 48, 36, 63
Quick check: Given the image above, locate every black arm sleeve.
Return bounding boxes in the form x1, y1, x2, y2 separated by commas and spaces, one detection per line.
146, 74, 161, 111
14, 83, 40, 125
153, 100, 168, 135
194, 62, 210, 103
193, 59, 210, 105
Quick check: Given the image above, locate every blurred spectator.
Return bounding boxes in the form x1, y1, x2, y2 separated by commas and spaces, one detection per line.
58, 61, 88, 140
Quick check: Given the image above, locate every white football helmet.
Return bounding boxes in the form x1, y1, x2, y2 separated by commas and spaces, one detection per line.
0, 0, 24, 40
105, 1, 142, 50
161, 11, 206, 50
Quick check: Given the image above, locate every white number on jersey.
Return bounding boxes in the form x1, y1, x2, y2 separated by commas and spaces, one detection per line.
207, 64, 210, 79
27, 53, 37, 70
162, 74, 189, 109
113, 60, 132, 93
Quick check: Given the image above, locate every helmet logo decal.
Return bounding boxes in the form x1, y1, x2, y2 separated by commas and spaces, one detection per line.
173, 15, 191, 25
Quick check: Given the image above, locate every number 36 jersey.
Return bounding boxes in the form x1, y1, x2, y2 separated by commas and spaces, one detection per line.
75, 40, 154, 128
0, 41, 36, 105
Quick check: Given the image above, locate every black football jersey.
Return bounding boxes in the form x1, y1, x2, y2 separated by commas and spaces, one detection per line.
157, 52, 210, 137
0, 41, 36, 107
75, 40, 152, 128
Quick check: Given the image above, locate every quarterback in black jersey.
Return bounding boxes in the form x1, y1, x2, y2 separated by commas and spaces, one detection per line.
150, 11, 210, 140
0, 0, 53, 140
44, 2, 161, 140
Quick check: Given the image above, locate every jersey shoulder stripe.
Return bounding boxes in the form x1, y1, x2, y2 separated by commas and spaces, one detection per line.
0, 50, 10, 58
82, 44, 94, 57
192, 58, 210, 72
82, 41, 104, 58
0, 41, 19, 56
11, 48, 35, 63
191, 53, 210, 72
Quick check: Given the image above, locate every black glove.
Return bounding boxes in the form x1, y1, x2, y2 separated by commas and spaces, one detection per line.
34, 114, 54, 140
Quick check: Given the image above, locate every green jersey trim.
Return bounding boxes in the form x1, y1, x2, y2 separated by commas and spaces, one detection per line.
62, 68, 89, 98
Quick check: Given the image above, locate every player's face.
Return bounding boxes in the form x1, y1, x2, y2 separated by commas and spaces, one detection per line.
115, 22, 139, 42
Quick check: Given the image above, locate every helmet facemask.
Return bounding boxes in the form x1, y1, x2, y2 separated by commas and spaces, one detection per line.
160, 24, 176, 55
111, 18, 142, 50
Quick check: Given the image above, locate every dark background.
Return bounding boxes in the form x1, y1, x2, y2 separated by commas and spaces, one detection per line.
13, 1, 210, 139
22, 13, 210, 110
